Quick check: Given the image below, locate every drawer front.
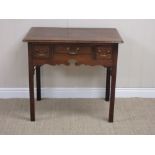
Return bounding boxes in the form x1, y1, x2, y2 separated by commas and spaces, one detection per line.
95, 46, 112, 60
54, 45, 92, 55
31, 44, 113, 67
32, 45, 51, 58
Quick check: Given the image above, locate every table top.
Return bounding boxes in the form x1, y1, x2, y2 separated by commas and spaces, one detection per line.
23, 27, 123, 43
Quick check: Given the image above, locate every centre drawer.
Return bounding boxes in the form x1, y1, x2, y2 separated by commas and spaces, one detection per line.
54, 45, 92, 55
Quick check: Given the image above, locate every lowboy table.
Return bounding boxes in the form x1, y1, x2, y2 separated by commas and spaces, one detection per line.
23, 27, 123, 122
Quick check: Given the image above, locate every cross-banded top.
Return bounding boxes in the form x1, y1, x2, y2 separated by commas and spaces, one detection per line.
23, 27, 123, 44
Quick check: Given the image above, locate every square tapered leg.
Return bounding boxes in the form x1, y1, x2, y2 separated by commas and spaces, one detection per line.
108, 44, 118, 122
28, 43, 35, 121
28, 64, 35, 121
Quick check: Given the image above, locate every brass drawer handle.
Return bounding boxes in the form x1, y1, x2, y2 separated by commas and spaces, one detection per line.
99, 54, 111, 59
98, 49, 111, 53
100, 54, 107, 57
36, 53, 47, 57
67, 47, 80, 55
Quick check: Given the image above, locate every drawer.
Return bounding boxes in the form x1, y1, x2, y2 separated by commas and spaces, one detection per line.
32, 45, 51, 58
95, 46, 112, 60
54, 45, 92, 55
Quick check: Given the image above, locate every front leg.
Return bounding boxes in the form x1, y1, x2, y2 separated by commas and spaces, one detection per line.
28, 64, 35, 121
28, 43, 35, 121
108, 44, 118, 122
108, 66, 117, 122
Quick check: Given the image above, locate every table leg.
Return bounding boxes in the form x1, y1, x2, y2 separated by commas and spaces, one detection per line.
108, 44, 118, 122
28, 43, 35, 121
105, 67, 111, 101
28, 64, 35, 121
36, 66, 41, 101
108, 66, 117, 122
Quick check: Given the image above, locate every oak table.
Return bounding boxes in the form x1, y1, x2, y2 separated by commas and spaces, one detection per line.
23, 27, 123, 122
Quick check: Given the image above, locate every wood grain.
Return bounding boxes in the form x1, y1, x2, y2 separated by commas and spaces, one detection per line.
23, 27, 123, 43
24, 27, 123, 122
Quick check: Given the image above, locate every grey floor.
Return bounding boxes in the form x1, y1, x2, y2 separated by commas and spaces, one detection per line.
0, 98, 154, 135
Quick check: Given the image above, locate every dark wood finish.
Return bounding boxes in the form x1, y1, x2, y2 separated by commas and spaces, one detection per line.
32, 45, 50, 58
24, 27, 123, 122
23, 27, 123, 43
109, 44, 118, 122
36, 66, 41, 101
28, 43, 35, 121
105, 67, 111, 101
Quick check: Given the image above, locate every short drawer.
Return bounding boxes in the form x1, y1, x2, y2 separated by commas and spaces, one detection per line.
32, 45, 51, 58
95, 46, 112, 60
54, 45, 92, 55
